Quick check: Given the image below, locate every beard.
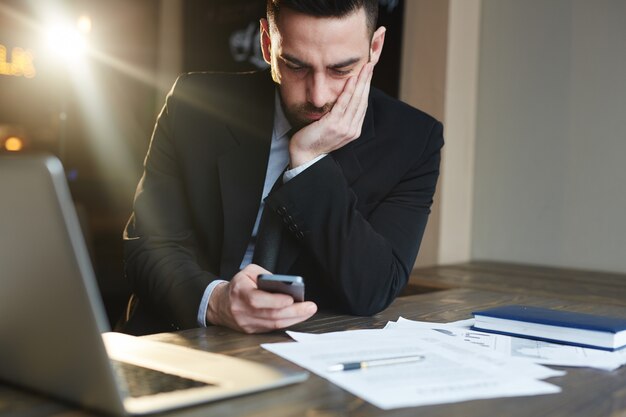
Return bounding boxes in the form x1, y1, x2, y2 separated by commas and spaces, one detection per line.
280, 98, 335, 131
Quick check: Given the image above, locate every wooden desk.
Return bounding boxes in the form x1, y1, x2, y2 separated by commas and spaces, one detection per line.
3, 265, 626, 417
408, 261, 626, 306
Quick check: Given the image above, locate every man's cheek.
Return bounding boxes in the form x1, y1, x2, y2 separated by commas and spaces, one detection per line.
332, 77, 351, 98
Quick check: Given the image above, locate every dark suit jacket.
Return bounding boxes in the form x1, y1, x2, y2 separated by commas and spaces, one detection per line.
123, 70, 444, 333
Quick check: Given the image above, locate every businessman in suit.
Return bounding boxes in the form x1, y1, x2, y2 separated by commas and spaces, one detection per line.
123, 0, 444, 334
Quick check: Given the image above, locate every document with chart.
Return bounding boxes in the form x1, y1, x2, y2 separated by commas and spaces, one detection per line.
385, 317, 626, 371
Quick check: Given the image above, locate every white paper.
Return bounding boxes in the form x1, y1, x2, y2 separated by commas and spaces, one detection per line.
268, 329, 561, 409
390, 317, 626, 371
288, 328, 563, 380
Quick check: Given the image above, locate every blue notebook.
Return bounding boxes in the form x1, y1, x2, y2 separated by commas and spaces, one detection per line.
472, 305, 626, 351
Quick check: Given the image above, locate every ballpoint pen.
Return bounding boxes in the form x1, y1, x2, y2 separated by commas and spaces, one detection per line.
327, 354, 426, 372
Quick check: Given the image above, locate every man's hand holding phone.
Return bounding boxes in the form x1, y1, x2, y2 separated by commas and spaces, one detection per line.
206, 264, 316, 334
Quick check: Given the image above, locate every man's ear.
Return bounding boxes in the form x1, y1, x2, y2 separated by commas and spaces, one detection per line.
369, 26, 386, 65
260, 18, 272, 65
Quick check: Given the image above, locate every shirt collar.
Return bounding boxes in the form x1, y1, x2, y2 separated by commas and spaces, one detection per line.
273, 89, 293, 141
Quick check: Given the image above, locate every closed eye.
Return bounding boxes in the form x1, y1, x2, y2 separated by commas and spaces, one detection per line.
286, 63, 306, 72
328, 58, 361, 77
280, 54, 309, 73
331, 68, 352, 76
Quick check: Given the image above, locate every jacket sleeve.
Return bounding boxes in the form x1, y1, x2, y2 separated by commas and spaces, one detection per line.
123, 75, 216, 329
264, 119, 444, 316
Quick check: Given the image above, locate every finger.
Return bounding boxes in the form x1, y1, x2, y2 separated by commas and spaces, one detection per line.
330, 75, 357, 116
344, 63, 373, 122
272, 314, 315, 330
242, 263, 271, 284
238, 314, 308, 333
237, 302, 317, 333
271, 302, 318, 328
249, 289, 295, 309
228, 292, 294, 332
349, 67, 372, 138
250, 301, 317, 321
325, 64, 370, 137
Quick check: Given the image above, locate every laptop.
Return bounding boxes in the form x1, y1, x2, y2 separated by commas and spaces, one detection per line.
0, 155, 307, 415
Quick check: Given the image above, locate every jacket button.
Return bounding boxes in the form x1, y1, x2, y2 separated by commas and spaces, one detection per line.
277, 206, 287, 215
296, 231, 304, 240
289, 224, 298, 232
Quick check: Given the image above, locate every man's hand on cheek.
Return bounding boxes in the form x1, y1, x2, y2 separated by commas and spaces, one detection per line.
289, 62, 374, 168
206, 264, 317, 333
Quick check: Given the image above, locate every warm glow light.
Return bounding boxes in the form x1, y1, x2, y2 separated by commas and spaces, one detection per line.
46, 23, 88, 62
4, 137, 24, 152
77, 15, 92, 34
0, 44, 36, 78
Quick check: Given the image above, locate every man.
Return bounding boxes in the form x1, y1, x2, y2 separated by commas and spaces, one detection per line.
122, 0, 444, 335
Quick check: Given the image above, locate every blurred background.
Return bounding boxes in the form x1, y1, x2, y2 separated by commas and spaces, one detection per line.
0, 0, 405, 325
2, 0, 626, 327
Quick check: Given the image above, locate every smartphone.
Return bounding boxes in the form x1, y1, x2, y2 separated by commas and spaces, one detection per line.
257, 274, 305, 302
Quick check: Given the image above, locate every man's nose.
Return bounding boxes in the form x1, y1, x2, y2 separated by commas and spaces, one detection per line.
306, 72, 334, 109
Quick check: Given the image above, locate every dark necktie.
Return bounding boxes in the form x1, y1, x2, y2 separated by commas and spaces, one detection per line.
252, 167, 287, 272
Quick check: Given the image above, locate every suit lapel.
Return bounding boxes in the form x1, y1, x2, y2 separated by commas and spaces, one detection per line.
218, 76, 275, 279
218, 143, 267, 278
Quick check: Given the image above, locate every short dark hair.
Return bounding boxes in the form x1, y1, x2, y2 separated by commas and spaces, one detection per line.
267, 0, 379, 36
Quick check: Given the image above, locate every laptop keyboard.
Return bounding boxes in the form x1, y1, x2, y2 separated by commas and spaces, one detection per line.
110, 360, 213, 398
